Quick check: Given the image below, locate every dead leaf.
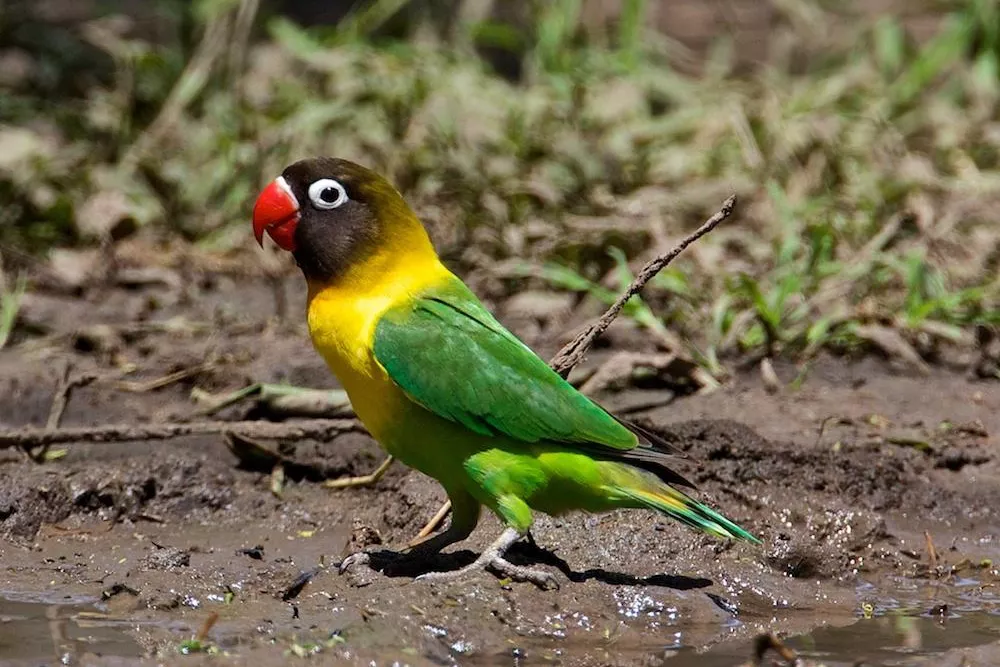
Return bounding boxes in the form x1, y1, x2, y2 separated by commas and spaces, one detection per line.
760, 357, 781, 394
855, 324, 930, 374
75, 189, 135, 240
47, 249, 101, 291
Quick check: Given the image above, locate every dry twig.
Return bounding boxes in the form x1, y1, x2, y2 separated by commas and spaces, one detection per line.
743, 632, 799, 667
925, 530, 939, 568
0, 197, 737, 545
419, 195, 738, 535
549, 195, 737, 377
192, 383, 352, 418
113, 361, 216, 393
409, 498, 455, 546
195, 611, 220, 644
0, 419, 360, 450
123, 13, 232, 166
47, 376, 100, 429
27, 364, 100, 462
855, 324, 930, 375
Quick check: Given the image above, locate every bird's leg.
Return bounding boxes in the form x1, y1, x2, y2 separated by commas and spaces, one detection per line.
339, 490, 477, 574
323, 455, 395, 489
406, 493, 479, 556
415, 527, 559, 590
408, 500, 452, 546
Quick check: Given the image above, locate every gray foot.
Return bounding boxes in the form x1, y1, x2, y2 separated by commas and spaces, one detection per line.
414, 527, 559, 590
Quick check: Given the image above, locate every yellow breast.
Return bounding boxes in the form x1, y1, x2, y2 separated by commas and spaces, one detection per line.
305, 239, 451, 446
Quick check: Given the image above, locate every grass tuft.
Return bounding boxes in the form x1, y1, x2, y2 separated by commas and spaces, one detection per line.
1, 0, 998, 371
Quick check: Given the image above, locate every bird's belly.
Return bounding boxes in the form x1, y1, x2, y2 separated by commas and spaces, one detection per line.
312, 321, 625, 518
307, 312, 475, 484
312, 342, 407, 451
340, 365, 481, 485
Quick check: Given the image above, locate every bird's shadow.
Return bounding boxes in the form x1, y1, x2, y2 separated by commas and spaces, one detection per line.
360, 538, 712, 590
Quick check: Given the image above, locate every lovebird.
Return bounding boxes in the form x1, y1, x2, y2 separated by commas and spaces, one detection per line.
252, 157, 758, 588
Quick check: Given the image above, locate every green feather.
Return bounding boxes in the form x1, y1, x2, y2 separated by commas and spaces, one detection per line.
373, 279, 636, 449
615, 486, 760, 543
373, 276, 758, 544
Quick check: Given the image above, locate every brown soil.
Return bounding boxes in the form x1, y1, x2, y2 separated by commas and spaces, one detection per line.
1, 271, 999, 666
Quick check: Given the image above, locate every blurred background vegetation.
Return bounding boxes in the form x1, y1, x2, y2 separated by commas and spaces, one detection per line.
1, 0, 998, 374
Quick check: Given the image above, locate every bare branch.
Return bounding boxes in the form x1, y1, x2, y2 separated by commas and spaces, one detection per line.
549, 195, 737, 378
416, 195, 736, 535
0, 419, 361, 450
0, 197, 735, 459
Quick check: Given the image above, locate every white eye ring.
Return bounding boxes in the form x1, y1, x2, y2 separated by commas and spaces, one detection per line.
307, 178, 348, 210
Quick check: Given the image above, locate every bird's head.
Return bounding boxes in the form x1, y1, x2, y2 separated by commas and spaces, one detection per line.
252, 157, 425, 282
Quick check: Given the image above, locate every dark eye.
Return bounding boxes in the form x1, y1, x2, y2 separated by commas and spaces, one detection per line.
307, 178, 348, 210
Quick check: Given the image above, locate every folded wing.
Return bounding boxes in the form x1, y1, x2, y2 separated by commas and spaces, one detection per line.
372, 279, 695, 488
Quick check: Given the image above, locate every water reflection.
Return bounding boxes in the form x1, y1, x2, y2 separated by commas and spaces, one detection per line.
0, 592, 143, 665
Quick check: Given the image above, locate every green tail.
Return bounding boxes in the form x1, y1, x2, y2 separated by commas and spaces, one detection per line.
618, 486, 761, 544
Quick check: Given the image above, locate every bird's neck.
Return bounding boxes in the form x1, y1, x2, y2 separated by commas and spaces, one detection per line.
304, 216, 451, 385
306, 214, 444, 303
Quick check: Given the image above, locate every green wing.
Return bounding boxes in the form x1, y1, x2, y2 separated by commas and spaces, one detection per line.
373, 279, 638, 449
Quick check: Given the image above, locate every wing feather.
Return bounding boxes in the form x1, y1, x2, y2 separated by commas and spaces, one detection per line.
373, 279, 694, 488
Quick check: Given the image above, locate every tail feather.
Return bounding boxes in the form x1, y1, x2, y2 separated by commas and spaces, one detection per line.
616, 486, 760, 544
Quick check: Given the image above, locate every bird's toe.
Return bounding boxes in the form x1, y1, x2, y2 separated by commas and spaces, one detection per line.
412, 557, 559, 591
338, 551, 372, 574
487, 558, 560, 590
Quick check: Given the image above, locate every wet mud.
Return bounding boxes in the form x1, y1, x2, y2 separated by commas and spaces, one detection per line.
1, 273, 999, 665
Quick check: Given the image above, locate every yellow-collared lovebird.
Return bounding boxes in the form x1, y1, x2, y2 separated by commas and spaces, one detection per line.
252, 157, 759, 588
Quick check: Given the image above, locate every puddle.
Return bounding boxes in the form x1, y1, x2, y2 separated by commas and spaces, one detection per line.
4, 574, 1000, 665
665, 612, 1000, 666
0, 592, 144, 665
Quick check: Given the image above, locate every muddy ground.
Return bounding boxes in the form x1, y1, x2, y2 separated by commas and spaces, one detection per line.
1, 265, 999, 666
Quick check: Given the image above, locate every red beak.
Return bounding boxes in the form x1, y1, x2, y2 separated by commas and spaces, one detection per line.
252, 177, 300, 252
